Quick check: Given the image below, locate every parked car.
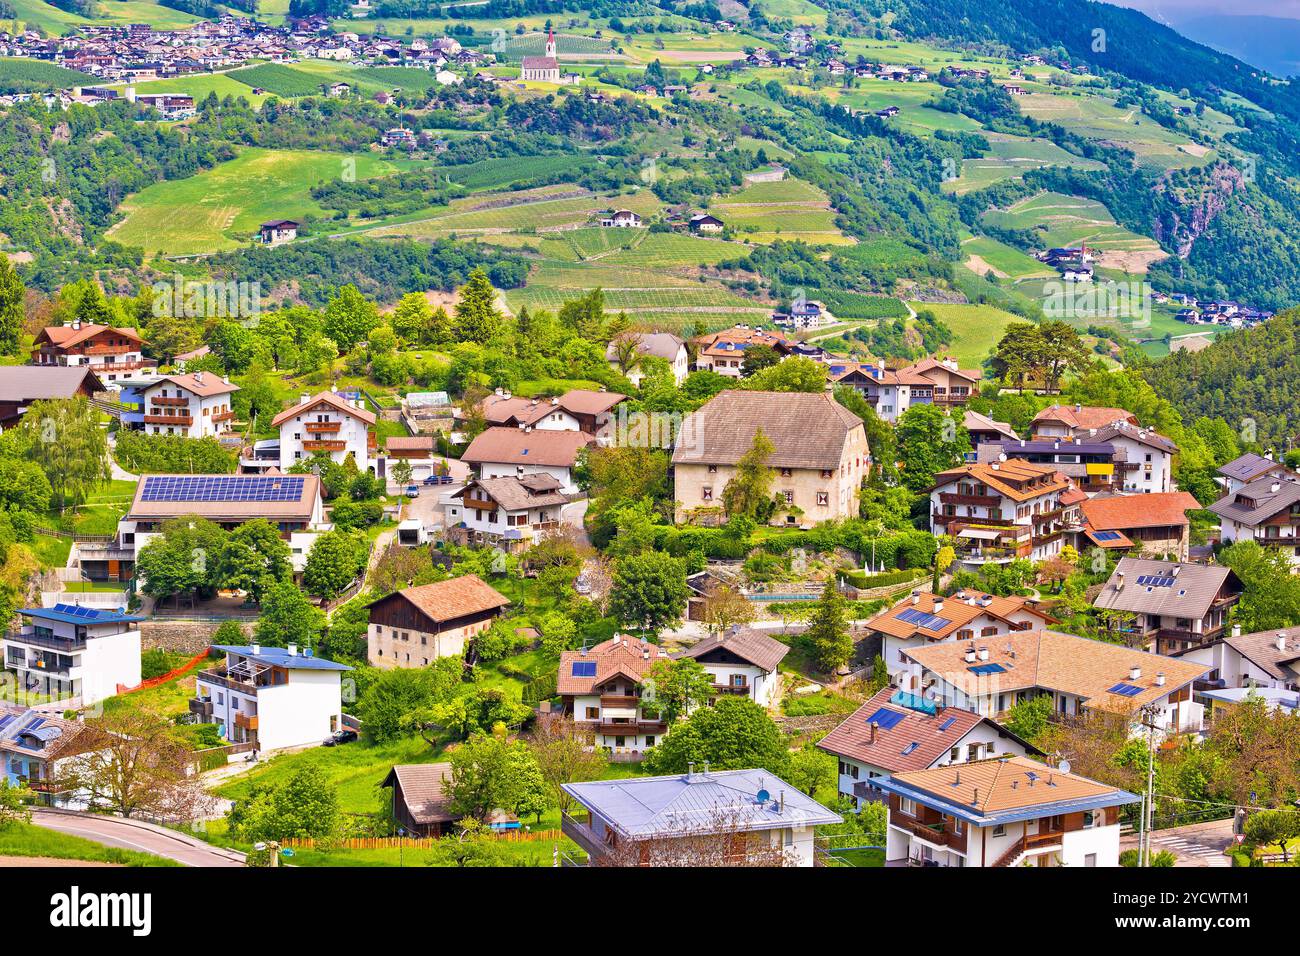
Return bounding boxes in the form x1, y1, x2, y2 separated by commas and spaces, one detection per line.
574, 574, 592, 595
406, 485, 420, 497
322, 729, 359, 747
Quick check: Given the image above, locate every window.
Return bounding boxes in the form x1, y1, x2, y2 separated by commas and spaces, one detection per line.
816, 492, 829, 506
783, 490, 794, 504
707, 465, 717, 474
585, 706, 598, 719
702, 487, 713, 501
780, 468, 793, 478
950, 747, 960, 762
644, 735, 655, 747
899, 797, 915, 816
992, 824, 1006, 837
1084, 853, 1097, 867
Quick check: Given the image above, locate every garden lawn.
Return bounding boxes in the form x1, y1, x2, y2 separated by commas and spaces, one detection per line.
0, 820, 179, 866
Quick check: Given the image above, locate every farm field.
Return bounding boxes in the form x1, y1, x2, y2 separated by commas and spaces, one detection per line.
707, 175, 850, 245
962, 235, 1055, 280
368, 187, 662, 239
108, 147, 406, 255
10, 0, 202, 33
980, 191, 1168, 273
907, 301, 1023, 368
943, 132, 1106, 194
0, 57, 95, 92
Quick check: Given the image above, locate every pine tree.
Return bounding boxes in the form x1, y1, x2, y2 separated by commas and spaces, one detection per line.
0, 253, 24, 357
806, 578, 852, 674
453, 267, 502, 344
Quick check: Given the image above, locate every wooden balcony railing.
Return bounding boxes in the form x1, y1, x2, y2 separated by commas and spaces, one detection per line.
599, 694, 641, 707
992, 830, 1062, 867
939, 492, 1002, 508
144, 413, 192, 426
150, 395, 189, 407
304, 421, 342, 433
234, 712, 259, 731
211, 410, 236, 423
302, 440, 346, 452
713, 682, 750, 694
596, 720, 665, 736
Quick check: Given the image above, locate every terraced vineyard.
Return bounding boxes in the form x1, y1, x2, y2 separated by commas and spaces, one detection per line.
943, 132, 1106, 194
981, 191, 1167, 273
707, 176, 851, 245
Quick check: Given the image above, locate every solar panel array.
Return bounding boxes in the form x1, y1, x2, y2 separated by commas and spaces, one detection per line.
1108, 682, 1144, 697
1135, 574, 1175, 588
1093, 531, 1122, 541
897, 607, 953, 631
968, 662, 1007, 675
571, 661, 596, 678
865, 707, 905, 730
938, 716, 957, 731
140, 475, 306, 503
51, 603, 106, 619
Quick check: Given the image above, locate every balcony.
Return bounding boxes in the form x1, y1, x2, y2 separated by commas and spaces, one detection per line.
149, 395, 189, 407
196, 668, 266, 694
211, 410, 236, 423
302, 440, 346, 452
144, 413, 193, 426
463, 495, 496, 511
304, 421, 341, 433
233, 712, 259, 731
561, 811, 612, 861
596, 720, 665, 736
894, 816, 960, 848
82, 344, 134, 356
189, 697, 213, 720
939, 492, 1002, 508
4, 630, 88, 652
713, 682, 750, 695
852, 780, 887, 804
599, 694, 641, 707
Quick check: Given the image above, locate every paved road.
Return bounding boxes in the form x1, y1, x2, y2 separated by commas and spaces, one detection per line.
1121, 818, 1234, 867
31, 809, 245, 867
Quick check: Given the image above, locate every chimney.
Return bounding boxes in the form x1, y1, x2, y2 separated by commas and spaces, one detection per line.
1155, 672, 1166, 687
971, 787, 980, 806
964, 646, 976, 663
1172, 564, 1181, 577
1278, 633, 1288, 652
1075, 403, 1082, 413
954, 770, 961, 786
869, 720, 878, 743
1272, 481, 1282, 493
223, 375, 231, 385
933, 598, 944, 613
1115, 571, 1125, 591
287, 643, 298, 656
911, 591, 920, 606
1232, 623, 1241, 638
250, 643, 261, 655
71, 321, 81, 331
978, 647, 989, 661
301, 393, 311, 405
1129, 664, 1142, 681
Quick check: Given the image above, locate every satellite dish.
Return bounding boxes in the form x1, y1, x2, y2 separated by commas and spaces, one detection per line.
1058, 760, 1071, 775
756, 789, 770, 803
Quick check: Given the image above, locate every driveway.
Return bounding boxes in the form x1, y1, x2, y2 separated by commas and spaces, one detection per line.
1120, 818, 1234, 867
31, 809, 245, 867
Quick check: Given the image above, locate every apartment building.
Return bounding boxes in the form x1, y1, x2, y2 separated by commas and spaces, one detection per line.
818, 686, 1038, 808
561, 766, 841, 866
672, 390, 869, 525
900, 629, 1209, 737
1091, 558, 1242, 655
1088, 421, 1178, 494
273, 390, 376, 472
976, 439, 1121, 495
877, 755, 1139, 867
929, 460, 1074, 568
138, 371, 239, 438
2, 604, 142, 706
191, 643, 352, 752
672, 626, 789, 709
366, 574, 509, 669
832, 357, 979, 423
1209, 474, 1300, 569
30, 322, 154, 381
1216, 452, 1290, 495
867, 589, 1055, 681
557, 636, 673, 754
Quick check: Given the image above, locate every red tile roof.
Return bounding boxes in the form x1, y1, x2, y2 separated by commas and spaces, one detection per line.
1079, 492, 1199, 531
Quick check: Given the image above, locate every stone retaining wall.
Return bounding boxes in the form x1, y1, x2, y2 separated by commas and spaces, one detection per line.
139, 620, 254, 654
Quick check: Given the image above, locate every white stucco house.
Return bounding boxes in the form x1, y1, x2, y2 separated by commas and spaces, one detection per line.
272, 390, 376, 473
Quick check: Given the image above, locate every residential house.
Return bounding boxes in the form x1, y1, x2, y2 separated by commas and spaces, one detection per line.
1216, 452, 1290, 495
905, 357, 981, 409
561, 766, 841, 866
1177, 623, 1300, 693
688, 213, 725, 234
0, 708, 95, 808
599, 209, 642, 227
381, 763, 461, 837
963, 410, 1018, 449
877, 755, 1138, 867
1208, 474, 1300, 569
258, 219, 299, 245
1092, 557, 1242, 654
605, 331, 689, 386
460, 426, 592, 493
273, 390, 376, 472
833, 358, 977, 423
2, 604, 142, 706
366, 574, 509, 668
1030, 403, 1136, 439
139, 371, 239, 438
113, 473, 327, 576
691, 325, 792, 377
900, 629, 1210, 736
30, 323, 153, 381
818, 686, 1039, 808
558, 636, 672, 753
977, 438, 1122, 495
1076, 492, 1200, 561
1087, 421, 1178, 494
929, 460, 1074, 567
443, 474, 582, 552
0, 367, 103, 431
479, 388, 625, 435
672, 626, 789, 708
867, 589, 1055, 681
383, 435, 445, 483
191, 643, 352, 752
671, 390, 869, 525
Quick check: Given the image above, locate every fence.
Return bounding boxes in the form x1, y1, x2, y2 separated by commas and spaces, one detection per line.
281, 829, 563, 851
116, 647, 211, 696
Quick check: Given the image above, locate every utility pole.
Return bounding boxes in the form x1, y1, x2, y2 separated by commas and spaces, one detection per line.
1138, 704, 1159, 867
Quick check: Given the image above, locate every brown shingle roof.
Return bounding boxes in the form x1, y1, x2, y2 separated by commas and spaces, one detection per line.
381, 763, 458, 824
386, 435, 436, 455
674, 626, 789, 673
1031, 404, 1137, 432
461, 427, 592, 468
890, 755, 1130, 815
556, 388, 626, 416
386, 574, 509, 624
1079, 492, 1198, 531
271, 391, 376, 428
1092, 557, 1239, 620
817, 688, 1037, 772
904, 629, 1208, 715
931, 460, 1067, 502
1219, 627, 1300, 682
36, 324, 143, 349
557, 636, 671, 695
670, 389, 864, 470
0, 366, 103, 402
150, 372, 239, 398
866, 590, 1053, 642
453, 475, 569, 512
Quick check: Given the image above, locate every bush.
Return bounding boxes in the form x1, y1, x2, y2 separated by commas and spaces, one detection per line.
140, 648, 177, 681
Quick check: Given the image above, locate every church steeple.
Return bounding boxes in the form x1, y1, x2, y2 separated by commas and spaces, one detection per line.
545, 28, 556, 58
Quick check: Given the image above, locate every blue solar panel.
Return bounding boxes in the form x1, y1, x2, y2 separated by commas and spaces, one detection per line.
865, 707, 905, 731
571, 661, 596, 677
968, 662, 1007, 675
140, 475, 306, 503
900, 742, 919, 755
938, 716, 957, 731
1135, 574, 1175, 588
1108, 682, 1143, 697
1094, 531, 1122, 541
897, 608, 953, 631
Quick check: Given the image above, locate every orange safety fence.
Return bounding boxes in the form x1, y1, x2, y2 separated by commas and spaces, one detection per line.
116, 647, 212, 696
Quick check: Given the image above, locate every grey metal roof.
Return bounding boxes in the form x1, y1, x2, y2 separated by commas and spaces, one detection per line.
1092, 557, 1234, 619
1207, 473, 1300, 525
0, 366, 102, 402
1216, 453, 1284, 482
1088, 422, 1179, 454
562, 768, 841, 839
1221, 627, 1300, 681
213, 645, 352, 671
